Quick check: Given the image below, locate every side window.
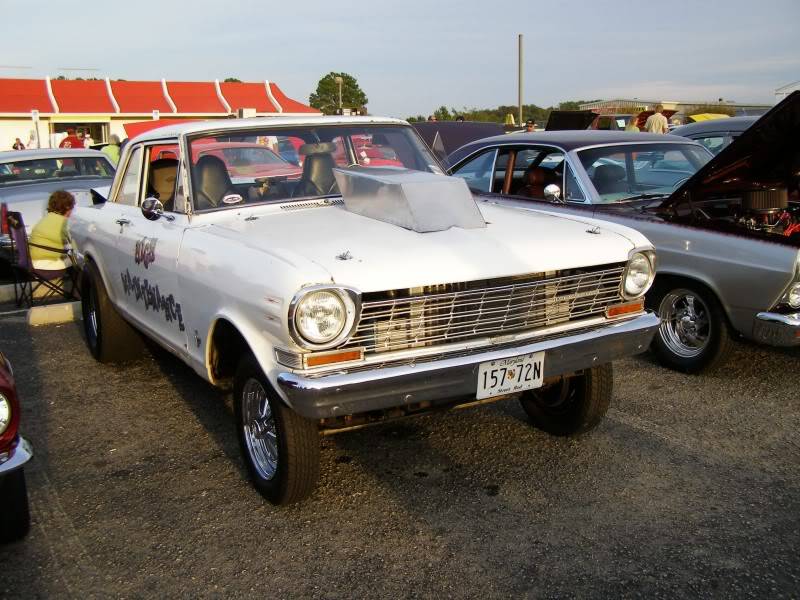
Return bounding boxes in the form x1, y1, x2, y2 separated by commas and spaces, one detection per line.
451, 150, 497, 193
564, 163, 586, 202
694, 134, 730, 156
144, 143, 180, 213
117, 146, 143, 206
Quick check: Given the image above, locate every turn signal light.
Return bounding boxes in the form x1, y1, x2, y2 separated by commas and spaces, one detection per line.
606, 299, 645, 318
305, 348, 364, 368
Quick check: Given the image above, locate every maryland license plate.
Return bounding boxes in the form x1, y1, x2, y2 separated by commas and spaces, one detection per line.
476, 352, 544, 400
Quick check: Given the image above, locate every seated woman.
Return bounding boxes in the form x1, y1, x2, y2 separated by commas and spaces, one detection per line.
29, 190, 75, 270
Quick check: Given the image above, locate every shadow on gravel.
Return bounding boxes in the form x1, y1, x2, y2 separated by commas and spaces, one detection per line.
0, 316, 56, 597
144, 341, 244, 472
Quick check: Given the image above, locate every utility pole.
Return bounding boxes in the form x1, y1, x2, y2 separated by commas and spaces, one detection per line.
518, 34, 523, 127
334, 75, 343, 114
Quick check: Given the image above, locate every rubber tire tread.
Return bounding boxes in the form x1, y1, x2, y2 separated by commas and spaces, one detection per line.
82, 262, 144, 364
234, 354, 320, 505
646, 279, 733, 374
0, 469, 31, 543
519, 363, 613, 436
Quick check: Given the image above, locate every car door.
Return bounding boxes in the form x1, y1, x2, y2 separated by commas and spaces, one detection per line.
110, 140, 189, 354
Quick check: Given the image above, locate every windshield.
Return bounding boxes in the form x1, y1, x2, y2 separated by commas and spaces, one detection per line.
187, 124, 442, 210
577, 142, 712, 203
0, 156, 115, 186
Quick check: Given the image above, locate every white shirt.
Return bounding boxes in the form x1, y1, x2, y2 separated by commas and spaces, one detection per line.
644, 113, 669, 134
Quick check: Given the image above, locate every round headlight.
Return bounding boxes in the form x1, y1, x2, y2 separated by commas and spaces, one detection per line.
294, 290, 348, 346
0, 394, 10, 435
787, 282, 800, 308
624, 252, 654, 298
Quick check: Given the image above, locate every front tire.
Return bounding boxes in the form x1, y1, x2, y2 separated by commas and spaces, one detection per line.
0, 469, 31, 543
234, 355, 320, 505
647, 280, 732, 373
81, 262, 144, 363
519, 364, 613, 436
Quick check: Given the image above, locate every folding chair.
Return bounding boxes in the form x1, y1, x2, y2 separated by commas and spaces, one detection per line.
6, 211, 78, 308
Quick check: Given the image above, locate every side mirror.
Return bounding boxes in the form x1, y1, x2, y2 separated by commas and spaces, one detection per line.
544, 184, 563, 203
141, 196, 171, 221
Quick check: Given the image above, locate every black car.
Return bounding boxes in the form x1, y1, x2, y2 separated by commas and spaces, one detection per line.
671, 116, 758, 155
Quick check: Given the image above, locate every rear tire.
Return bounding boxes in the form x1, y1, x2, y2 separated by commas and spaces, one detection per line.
646, 279, 732, 373
519, 364, 613, 436
234, 354, 320, 505
81, 262, 145, 363
0, 469, 31, 543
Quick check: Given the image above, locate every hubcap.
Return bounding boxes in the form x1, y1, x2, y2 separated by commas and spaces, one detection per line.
242, 378, 278, 480
86, 286, 99, 345
658, 289, 711, 358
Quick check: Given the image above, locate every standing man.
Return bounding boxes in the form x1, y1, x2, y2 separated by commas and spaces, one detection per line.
59, 128, 83, 148
644, 105, 669, 134
11, 138, 25, 150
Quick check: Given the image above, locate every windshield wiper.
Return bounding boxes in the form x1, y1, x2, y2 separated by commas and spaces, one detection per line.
614, 192, 670, 203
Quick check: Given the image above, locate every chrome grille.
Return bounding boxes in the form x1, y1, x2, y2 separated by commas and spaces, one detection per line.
345, 263, 626, 354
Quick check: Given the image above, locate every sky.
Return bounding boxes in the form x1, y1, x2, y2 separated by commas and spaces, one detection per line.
1, 0, 797, 117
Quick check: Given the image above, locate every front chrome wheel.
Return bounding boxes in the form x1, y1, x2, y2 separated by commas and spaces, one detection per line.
657, 289, 711, 358
241, 378, 278, 481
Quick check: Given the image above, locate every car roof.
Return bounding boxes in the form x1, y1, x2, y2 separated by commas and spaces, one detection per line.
0, 148, 110, 162
446, 130, 696, 167
670, 116, 759, 137
129, 115, 409, 143
460, 130, 687, 152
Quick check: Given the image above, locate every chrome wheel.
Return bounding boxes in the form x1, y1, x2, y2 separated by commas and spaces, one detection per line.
241, 378, 278, 481
657, 289, 711, 358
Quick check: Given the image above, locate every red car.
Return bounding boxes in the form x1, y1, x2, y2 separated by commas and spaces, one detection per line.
193, 142, 302, 181
0, 352, 32, 542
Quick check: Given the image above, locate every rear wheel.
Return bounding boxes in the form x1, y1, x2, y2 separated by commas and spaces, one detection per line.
234, 355, 320, 505
519, 364, 613, 436
81, 262, 144, 363
647, 280, 732, 373
0, 469, 31, 543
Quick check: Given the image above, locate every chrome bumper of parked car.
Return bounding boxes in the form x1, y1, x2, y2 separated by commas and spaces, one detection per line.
277, 311, 660, 419
0, 436, 33, 476
753, 312, 800, 347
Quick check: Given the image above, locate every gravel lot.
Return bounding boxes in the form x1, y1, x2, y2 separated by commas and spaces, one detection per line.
0, 315, 798, 599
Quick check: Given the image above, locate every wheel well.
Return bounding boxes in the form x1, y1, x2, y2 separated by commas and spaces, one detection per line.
650, 273, 732, 328
208, 319, 252, 385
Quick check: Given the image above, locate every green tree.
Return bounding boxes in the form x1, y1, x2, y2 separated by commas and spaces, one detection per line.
309, 72, 368, 115
224, 77, 242, 83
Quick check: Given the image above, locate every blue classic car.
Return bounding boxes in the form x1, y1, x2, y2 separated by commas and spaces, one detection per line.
447, 92, 800, 373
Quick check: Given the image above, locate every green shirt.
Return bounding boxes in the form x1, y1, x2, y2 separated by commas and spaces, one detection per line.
29, 212, 69, 262
102, 143, 120, 164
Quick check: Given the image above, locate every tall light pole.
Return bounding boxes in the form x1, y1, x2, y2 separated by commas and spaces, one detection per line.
334, 76, 343, 113
518, 34, 523, 127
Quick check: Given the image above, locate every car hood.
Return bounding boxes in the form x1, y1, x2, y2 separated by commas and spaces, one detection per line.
206, 201, 640, 293
545, 110, 598, 131
663, 91, 800, 207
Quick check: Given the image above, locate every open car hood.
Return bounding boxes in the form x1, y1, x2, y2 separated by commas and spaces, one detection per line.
545, 110, 597, 131
411, 122, 505, 162
661, 91, 799, 208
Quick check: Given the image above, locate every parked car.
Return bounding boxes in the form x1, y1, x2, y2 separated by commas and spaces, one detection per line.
0, 149, 115, 246
0, 351, 33, 543
70, 116, 659, 505
446, 91, 800, 373
671, 116, 758, 155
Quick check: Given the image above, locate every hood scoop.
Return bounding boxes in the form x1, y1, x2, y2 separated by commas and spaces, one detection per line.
333, 166, 486, 233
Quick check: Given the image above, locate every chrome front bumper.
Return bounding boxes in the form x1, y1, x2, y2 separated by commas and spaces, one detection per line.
0, 436, 33, 476
753, 312, 800, 347
277, 312, 660, 419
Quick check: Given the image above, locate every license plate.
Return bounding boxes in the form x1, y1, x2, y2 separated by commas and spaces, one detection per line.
476, 352, 544, 400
